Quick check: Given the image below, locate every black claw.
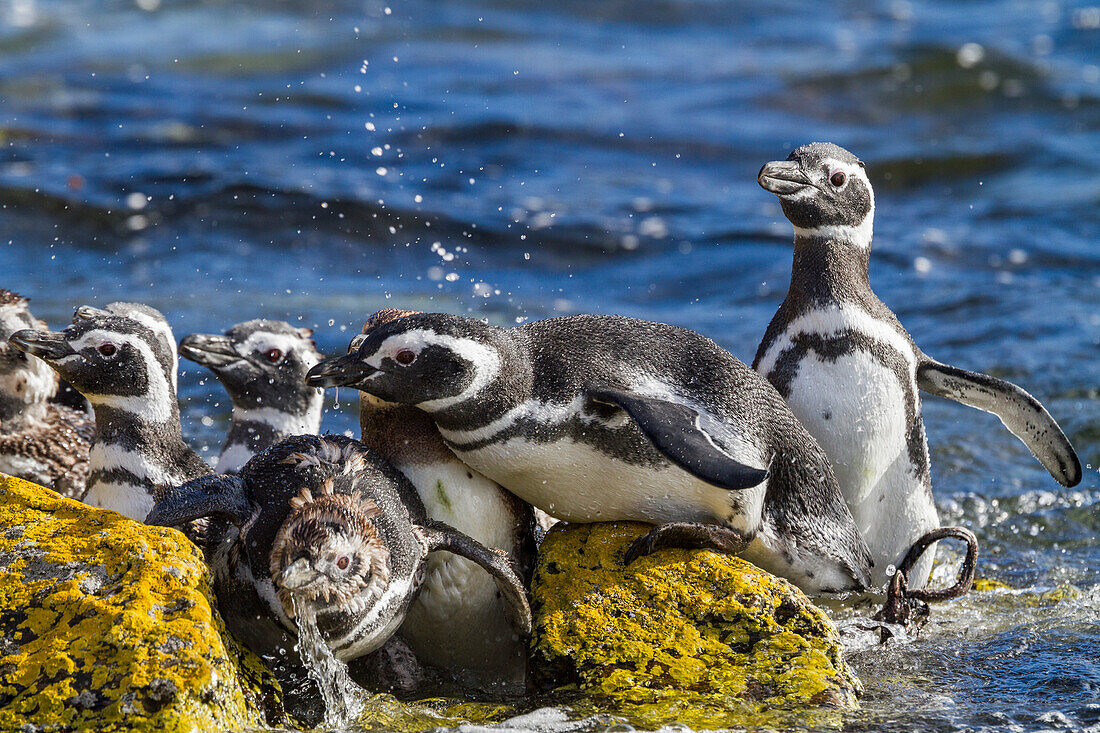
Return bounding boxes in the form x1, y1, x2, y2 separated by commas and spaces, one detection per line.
623, 534, 656, 566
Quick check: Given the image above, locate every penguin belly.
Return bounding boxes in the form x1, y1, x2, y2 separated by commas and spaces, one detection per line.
449, 436, 765, 535
781, 348, 938, 588
396, 459, 527, 685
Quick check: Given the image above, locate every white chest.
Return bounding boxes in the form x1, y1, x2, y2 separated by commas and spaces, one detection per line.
449, 436, 763, 533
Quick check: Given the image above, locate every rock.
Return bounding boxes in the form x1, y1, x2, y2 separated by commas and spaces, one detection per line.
0, 474, 284, 732
531, 522, 862, 730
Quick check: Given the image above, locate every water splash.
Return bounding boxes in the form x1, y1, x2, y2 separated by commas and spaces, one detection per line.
290, 594, 365, 728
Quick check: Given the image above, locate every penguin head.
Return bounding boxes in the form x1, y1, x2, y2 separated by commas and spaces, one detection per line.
266, 438, 396, 641
308, 311, 501, 410
179, 319, 321, 413
758, 142, 875, 246
75, 301, 179, 393
9, 312, 178, 419
0, 290, 57, 415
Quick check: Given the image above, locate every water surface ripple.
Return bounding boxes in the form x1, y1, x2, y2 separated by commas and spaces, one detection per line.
2, 1, 1099, 730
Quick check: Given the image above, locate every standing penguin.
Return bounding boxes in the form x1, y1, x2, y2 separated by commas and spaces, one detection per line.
755, 142, 1081, 589
335, 309, 535, 689
307, 311, 874, 594
9, 309, 212, 520
179, 320, 323, 473
0, 290, 93, 497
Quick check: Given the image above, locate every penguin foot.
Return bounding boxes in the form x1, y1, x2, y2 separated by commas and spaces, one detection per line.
873, 526, 979, 629
623, 522, 750, 566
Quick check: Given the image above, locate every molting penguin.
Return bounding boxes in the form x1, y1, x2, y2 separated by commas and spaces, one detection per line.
179, 320, 323, 473
0, 290, 93, 497
307, 312, 874, 594
755, 142, 1081, 589
145, 434, 532, 700
9, 308, 212, 520
331, 309, 536, 689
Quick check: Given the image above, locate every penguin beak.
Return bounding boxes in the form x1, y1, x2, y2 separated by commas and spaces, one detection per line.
306, 353, 376, 388
758, 160, 813, 196
179, 333, 242, 368
8, 330, 76, 362
73, 305, 109, 321
278, 558, 322, 592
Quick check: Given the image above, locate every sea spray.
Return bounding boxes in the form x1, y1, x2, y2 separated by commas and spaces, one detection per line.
291, 594, 365, 728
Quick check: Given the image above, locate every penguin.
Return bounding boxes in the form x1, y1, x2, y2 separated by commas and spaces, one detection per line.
306, 312, 874, 594
178, 320, 323, 473
144, 434, 532, 708
339, 309, 536, 689
755, 142, 1081, 588
0, 290, 93, 497
9, 308, 212, 520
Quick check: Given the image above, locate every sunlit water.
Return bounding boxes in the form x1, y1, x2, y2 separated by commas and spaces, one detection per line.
2, 0, 1098, 730
289, 595, 365, 729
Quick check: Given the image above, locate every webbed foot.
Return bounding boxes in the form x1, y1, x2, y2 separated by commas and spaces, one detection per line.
623, 522, 750, 566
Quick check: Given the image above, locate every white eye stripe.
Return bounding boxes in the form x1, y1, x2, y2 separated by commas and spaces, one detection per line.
240, 331, 316, 365
73, 330, 176, 422
367, 328, 500, 411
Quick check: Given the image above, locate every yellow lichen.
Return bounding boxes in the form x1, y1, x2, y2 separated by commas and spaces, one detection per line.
0, 474, 283, 732
532, 522, 862, 729
973, 578, 1012, 592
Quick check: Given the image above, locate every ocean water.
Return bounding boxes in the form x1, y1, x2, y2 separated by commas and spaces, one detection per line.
2, 0, 1099, 730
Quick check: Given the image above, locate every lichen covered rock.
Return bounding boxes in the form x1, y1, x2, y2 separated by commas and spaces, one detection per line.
0, 474, 283, 732
532, 522, 861, 729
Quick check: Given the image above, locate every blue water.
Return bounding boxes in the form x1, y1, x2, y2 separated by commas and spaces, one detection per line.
3, 0, 1099, 730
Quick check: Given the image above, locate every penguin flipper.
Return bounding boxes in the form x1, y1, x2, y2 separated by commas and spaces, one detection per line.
147, 474, 256, 527
917, 358, 1082, 487
416, 521, 533, 637
586, 387, 769, 491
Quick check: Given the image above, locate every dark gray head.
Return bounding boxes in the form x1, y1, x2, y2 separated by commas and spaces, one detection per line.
0, 290, 56, 421
307, 312, 503, 411
758, 142, 875, 247
180, 319, 322, 414
9, 313, 178, 422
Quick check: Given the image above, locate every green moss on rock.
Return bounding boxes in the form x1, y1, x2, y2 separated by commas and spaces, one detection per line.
532, 522, 861, 729
0, 474, 283, 732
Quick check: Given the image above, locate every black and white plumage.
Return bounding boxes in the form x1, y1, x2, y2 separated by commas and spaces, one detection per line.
9, 308, 211, 520
307, 312, 874, 594
755, 142, 1081, 588
179, 320, 323, 473
144, 434, 531, 698
0, 290, 93, 497
328, 309, 536, 688
75, 302, 180, 395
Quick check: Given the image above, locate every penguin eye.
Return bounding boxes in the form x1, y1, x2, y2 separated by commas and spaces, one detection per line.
98, 343, 117, 357
830, 170, 847, 188
336, 556, 350, 570
394, 349, 416, 366
264, 348, 283, 363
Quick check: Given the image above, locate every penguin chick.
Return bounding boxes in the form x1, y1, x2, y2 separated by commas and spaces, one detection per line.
756, 142, 1080, 588
179, 320, 323, 473
10, 308, 211, 520
144, 434, 531, 690
0, 290, 93, 497
308, 312, 873, 595
343, 309, 536, 689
